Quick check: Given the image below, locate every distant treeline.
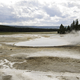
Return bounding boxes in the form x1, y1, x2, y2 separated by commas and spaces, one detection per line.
0, 25, 58, 32
58, 19, 80, 34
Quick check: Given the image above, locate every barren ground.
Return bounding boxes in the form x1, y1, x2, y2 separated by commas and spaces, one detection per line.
0, 32, 80, 80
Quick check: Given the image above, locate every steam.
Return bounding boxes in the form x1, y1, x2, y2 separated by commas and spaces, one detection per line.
62, 31, 80, 45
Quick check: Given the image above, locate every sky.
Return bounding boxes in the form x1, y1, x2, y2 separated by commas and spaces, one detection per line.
0, 0, 80, 26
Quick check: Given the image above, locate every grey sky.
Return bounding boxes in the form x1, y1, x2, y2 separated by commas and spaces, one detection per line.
0, 0, 80, 26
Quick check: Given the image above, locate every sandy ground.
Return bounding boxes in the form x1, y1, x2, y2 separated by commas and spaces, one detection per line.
0, 32, 80, 80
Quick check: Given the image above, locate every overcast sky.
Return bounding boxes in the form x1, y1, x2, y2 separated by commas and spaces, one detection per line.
0, 0, 80, 26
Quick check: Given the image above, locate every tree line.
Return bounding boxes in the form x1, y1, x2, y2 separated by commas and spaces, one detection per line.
58, 19, 80, 34
0, 25, 58, 32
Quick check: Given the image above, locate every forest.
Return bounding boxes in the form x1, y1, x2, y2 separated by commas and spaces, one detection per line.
58, 19, 80, 34
0, 19, 80, 33
0, 25, 58, 32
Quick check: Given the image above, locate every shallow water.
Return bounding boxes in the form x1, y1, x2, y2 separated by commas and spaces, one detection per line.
15, 37, 71, 47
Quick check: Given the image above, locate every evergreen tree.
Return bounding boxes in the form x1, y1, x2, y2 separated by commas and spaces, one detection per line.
75, 19, 79, 30
71, 20, 75, 30
76, 19, 78, 26
59, 24, 65, 34
67, 25, 71, 32
58, 19, 80, 34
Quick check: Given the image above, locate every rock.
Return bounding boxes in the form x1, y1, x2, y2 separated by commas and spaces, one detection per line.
10, 49, 12, 50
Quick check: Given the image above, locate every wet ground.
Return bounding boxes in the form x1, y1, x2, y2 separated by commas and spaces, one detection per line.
0, 32, 80, 80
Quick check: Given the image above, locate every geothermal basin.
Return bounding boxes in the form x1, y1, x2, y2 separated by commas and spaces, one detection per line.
0, 32, 80, 80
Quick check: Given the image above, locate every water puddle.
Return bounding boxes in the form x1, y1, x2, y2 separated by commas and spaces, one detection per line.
14, 37, 71, 47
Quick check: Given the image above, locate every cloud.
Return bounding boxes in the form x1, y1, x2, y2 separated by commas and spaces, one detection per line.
67, 1, 80, 8
0, 0, 80, 26
0, 1, 47, 25
43, 5, 62, 17
0, 7, 20, 23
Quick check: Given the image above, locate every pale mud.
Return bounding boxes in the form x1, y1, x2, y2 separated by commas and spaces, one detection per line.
0, 33, 80, 80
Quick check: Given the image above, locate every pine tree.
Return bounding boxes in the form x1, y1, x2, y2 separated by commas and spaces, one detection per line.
75, 19, 79, 30
59, 24, 65, 34
67, 25, 70, 32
